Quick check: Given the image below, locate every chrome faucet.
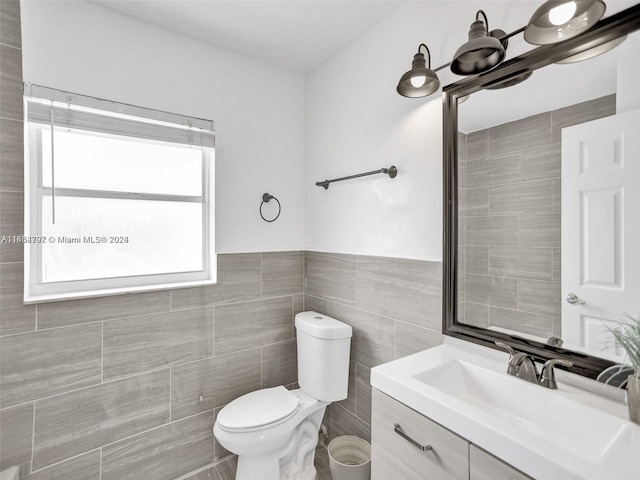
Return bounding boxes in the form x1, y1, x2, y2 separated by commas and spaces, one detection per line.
539, 358, 574, 389
508, 351, 540, 384
495, 341, 574, 389
546, 336, 564, 347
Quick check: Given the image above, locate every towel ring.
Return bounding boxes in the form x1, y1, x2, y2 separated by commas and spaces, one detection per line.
260, 193, 281, 223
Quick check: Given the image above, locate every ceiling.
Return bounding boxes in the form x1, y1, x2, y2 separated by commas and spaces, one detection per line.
90, 1, 637, 77
89, 0, 638, 129
92, 0, 403, 74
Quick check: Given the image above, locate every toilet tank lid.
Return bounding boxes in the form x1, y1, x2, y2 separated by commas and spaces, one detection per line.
295, 311, 352, 339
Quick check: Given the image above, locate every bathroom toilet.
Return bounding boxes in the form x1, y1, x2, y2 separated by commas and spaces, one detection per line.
213, 311, 352, 480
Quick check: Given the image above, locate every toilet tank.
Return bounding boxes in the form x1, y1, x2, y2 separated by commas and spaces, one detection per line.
295, 311, 352, 401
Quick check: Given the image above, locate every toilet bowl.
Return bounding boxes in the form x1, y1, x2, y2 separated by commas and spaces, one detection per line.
214, 387, 328, 479
213, 311, 352, 480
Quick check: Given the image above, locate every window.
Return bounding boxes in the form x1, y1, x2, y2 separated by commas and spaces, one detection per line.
23, 85, 216, 302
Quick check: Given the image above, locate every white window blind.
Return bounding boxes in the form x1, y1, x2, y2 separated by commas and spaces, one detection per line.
23, 84, 216, 303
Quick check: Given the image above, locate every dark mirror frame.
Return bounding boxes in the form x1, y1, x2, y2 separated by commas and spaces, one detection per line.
442, 4, 640, 379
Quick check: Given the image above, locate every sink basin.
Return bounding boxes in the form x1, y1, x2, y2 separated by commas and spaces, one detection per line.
413, 359, 629, 462
371, 338, 640, 480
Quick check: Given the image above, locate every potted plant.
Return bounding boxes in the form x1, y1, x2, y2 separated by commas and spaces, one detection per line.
608, 313, 640, 425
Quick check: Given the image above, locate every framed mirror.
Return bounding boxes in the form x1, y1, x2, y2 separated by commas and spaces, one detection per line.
443, 4, 640, 379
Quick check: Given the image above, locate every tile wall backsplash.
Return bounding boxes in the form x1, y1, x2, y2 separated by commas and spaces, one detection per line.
0, 2, 444, 478
458, 94, 616, 338
1, 247, 444, 480
303, 251, 444, 444
0, 250, 303, 479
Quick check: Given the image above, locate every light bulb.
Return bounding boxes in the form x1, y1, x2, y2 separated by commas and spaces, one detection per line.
410, 75, 426, 88
549, 1, 577, 26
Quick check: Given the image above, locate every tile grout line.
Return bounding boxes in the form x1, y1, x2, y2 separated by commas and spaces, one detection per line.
93, 409, 215, 454
28, 449, 101, 477
26, 300, 253, 336
393, 320, 397, 360
355, 255, 359, 310
354, 362, 358, 420
0, 366, 172, 411
0, 114, 23, 122
32, 301, 174, 332
302, 251, 306, 297
30, 400, 36, 474
0, 37, 22, 49
101, 321, 104, 383
0, 318, 104, 339
0, 259, 23, 265
291, 296, 294, 340
212, 307, 216, 358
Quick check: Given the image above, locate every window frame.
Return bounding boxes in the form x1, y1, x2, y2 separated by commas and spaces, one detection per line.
24, 85, 216, 303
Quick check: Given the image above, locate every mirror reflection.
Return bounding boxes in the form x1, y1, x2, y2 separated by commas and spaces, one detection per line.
455, 30, 640, 363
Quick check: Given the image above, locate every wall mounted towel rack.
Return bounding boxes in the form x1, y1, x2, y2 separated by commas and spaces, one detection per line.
316, 165, 397, 190
260, 192, 281, 222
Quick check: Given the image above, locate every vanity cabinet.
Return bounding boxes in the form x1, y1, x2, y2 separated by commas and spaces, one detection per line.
372, 389, 533, 480
371, 389, 469, 480
470, 445, 533, 480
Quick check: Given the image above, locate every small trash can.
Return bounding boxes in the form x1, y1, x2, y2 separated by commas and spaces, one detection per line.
327, 435, 371, 480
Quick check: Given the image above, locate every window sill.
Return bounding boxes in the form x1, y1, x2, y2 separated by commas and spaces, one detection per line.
23, 278, 219, 305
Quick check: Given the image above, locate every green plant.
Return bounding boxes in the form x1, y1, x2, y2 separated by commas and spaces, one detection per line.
608, 313, 640, 379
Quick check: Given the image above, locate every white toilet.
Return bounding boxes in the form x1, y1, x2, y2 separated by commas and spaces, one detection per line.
213, 311, 353, 480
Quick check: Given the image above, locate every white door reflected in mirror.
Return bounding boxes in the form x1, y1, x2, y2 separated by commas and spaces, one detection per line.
561, 108, 640, 362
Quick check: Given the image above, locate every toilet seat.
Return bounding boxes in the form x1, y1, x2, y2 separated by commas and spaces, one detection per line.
217, 386, 300, 431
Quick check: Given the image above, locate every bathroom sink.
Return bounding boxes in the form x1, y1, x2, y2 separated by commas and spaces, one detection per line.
413, 359, 628, 462
371, 338, 640, 480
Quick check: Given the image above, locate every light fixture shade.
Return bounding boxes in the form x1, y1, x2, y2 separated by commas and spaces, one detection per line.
524, 0, 606, 45
484, 69, 533, 89
396, 50, 440, 98
556, 35, 626, 63
451, 20, 506, 75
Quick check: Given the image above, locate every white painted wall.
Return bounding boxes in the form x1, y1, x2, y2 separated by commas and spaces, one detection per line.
304, 1, 539, 261
22, 1, 636, 261
20, 0, 306, 254
304, 1, 638, 261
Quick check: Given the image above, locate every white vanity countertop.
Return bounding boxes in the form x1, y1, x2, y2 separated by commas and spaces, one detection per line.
370, 338, 640, 480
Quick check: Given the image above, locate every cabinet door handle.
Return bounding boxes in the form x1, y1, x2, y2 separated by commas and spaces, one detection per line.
394, 423, 433, 452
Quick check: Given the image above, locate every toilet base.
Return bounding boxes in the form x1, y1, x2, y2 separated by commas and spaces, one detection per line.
215, 389, 329, 480
282, 465, 317, 480
235, 456, 318, 480
234, 410, 324, 480
236, 455, 280, 480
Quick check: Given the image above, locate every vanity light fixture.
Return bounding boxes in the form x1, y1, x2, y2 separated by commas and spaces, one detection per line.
555, 34, 626, 63
483, 69, 533, 89
524, 0, 606, 45
396, 0, 617, 98
396, 43, 440, 98
450, 10, 507, 75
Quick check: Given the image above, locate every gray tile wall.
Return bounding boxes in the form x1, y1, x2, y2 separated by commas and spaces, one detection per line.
0, 5, 302, 478
303, 251, 444, 451
458, 94, 615, 338
1, 247, 302, 480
